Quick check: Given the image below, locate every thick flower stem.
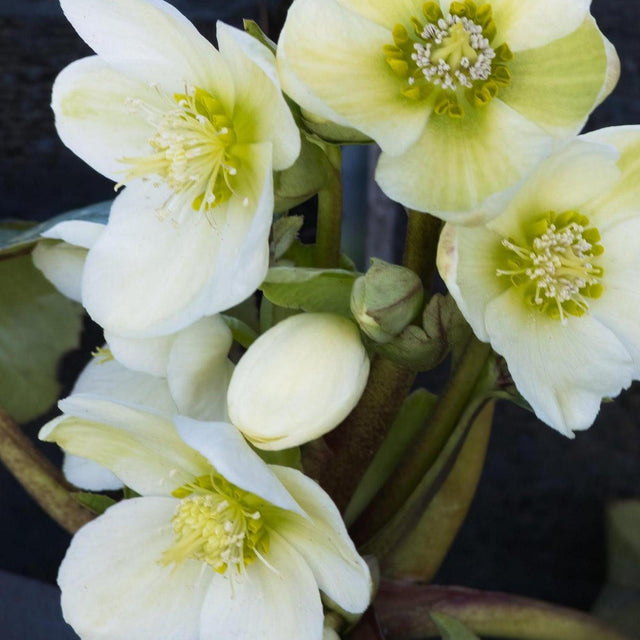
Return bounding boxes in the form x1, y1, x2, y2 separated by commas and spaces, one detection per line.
402, 209, 442, 293
316, 145, 343, 268
319, 357, 416, 512
352, 337, 492, 542
0, 406, 93, 534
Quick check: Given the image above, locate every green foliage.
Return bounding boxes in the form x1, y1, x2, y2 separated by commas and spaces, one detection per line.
254, 446, 303, 471
73, 492, 117, 515
261, 266, 358, 316
431, 613, 481, 639
0, 201, 110, 259
0, 255, 83, 422
270, 215, 305, 262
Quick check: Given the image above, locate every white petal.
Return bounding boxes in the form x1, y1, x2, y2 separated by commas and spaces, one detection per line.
333, 0, 425, 29
52, 56, 162, 181
32, 242, 87, 303
227, 313, 370, 450
59, 497, 211, 640
277, 0, 429, 156
216, 22, 300, 171
82, 144, 272, 338
272, 465, 371, 614
436, 223, 508, 343
375, 99, 553, 223
174, 417, 305, 516
591, 216, 640, 376
488, 0, 590, 51
40, 395, 209, 495
105, 330, 175, 377
166, 316, 233, 421
41, 220, 105, 249
59, 0, 234, 101
199, 533, 323, 640
72, 356, 177, 415
484, 288, 634, 435
63, 454, 123, 491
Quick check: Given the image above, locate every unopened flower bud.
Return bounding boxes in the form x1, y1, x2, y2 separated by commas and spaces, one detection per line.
351, 259, 424, 344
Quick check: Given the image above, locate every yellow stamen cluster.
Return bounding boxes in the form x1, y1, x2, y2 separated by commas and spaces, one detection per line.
122, 87, 240, 214
163, 473, 269, 574
496, 211, 604, 324
384, 1, 512, 117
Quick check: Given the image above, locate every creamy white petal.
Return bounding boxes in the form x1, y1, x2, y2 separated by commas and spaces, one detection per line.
40, 395, 209, 495
72, 357, 177, 415
591, 217, 640, 376
166, 316, 233, 421
596, 34, 621, 107
484, 288, 634, 435
216, 22, 300, 171
487, 0, 590, 51
83, 144, 272, 338
199, 533, 323, 640
485, 138, 621, 241
40, 220, 105, 249
105, 330, 175, 377
59, 0, 234, 102
272, 465, 371, 614
498, 18, 610, 138
174, 417, 305, 516
32, 242, 86, 303
59, 497, 211, 640
52, 56, 162, 181
436, 223, 508, 343
278, 0, 428, 156
582, 126, 640, 231
228, 313, 370, 450
376, 99, 553, 222
63, 454, 123, 492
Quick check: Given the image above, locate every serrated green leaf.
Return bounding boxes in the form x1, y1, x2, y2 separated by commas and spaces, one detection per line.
261, 266, 358, 316
0, 201, 110, 258
345, 389, 437, 526
73, 492, 117, 515
430, 613, 481, 639
0, 255, 84, 422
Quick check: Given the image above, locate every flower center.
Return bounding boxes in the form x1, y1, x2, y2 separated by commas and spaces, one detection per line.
163, 473, 269, 574
496, 211, 604, 324
122, 87, 241, 213
384, 1, 512, 117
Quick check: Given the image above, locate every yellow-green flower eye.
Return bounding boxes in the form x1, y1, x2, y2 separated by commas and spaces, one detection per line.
384, 1, 512, 118
121, 87, 241, 213
496, 211, 604, 324
164, 473, 271, 573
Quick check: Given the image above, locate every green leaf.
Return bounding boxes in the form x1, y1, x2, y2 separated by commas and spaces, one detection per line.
73, 492, 117, 515
254, 446, 303, 471
261, 266, 358, 316
0, 255, 84, 422
271, 215, 304, 262
281, 240, 357, 272
221, 315, 259, 349
431, 613, 481, 639
344, 389, 437, 526
242, 19, 276, 53
0, 201, 110, 258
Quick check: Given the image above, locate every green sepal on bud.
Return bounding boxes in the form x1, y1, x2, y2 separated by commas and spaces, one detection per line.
351, 259, 424, 344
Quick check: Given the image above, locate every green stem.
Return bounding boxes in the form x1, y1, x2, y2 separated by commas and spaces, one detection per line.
319, 357, 416, 512
402, 209, 442, 293
0, 406, 93, 534
352, 336, 492, 542
316, 145, 343, 268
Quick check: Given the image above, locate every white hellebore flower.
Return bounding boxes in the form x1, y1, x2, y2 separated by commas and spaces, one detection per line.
40, 401, 371, 640
277, 0, 619, 222
53, 0, 300, 338
437, 127, 640, 435
228, 313, 370, 449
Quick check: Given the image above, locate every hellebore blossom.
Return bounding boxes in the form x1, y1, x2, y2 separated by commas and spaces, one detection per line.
437, 128, 640, 435
52, 0, 300, 338
227, 313, 370, 449
40, 402, 371, 640
277, 0, 619, 222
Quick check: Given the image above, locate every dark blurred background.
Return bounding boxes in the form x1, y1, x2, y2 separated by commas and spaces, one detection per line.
1, 0, 640, 636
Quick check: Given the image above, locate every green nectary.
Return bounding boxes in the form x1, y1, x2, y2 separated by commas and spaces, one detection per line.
384, 1, 512, 118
